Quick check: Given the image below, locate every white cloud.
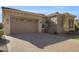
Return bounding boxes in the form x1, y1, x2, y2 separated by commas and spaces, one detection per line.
0, 8, 2, 22
2, 0, 79, 6
0, 8, 2, 14
68, 11, 79, 15
53, 6, 66, 10
24, 10, 51, 14
52, 6, 68, 12
0, 17, 2, 22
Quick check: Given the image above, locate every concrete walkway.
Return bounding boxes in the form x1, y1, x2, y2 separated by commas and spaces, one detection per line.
2, 33, 79, 52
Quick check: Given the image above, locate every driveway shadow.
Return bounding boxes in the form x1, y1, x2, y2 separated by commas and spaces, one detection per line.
10, 33, 69, 49
0, 38, 9, 46
0, 38, 9, 52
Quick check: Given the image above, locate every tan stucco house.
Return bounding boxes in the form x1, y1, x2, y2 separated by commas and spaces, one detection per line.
2, 7, 76, 35
2, 7, 45, 35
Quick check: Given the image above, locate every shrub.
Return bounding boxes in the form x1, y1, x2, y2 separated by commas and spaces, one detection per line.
53, 31, 58, 34
0, 29, 4, 37
0, 23, 3, 29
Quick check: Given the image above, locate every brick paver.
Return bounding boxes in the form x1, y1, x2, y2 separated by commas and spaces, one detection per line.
2, 33, 79, 52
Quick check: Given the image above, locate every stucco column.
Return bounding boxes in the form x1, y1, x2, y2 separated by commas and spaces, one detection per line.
38, 18, 43, 32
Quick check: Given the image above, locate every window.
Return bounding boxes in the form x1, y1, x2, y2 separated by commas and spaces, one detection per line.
27, 19, 32, 22
35, 20, 38, 22
15, 18, 19, 22
69, 19, 74, 28
20, 19, 25, 21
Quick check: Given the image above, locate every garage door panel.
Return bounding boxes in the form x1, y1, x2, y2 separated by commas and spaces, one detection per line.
11, 17, 38, 34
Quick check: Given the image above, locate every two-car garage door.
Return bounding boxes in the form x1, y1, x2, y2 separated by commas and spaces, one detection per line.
11, 16, 39, 34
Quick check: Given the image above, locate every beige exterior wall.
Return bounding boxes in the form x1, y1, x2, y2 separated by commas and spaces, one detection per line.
48, 16, 58, 33
47, 13, 76, 34
2, 7, 76, 35
47, 15, 64, 34
63, 15, 75, 33
57, 15, 63, 33
2, 7, 45, 35
38, 18, 43, 32
2, 9, 11, 35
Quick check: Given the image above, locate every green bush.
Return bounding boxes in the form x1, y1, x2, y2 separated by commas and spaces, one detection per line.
0, 23, 3, 29
0, 29, 4, 37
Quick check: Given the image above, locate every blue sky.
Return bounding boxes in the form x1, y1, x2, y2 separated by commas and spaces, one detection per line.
0, 6, 79, 22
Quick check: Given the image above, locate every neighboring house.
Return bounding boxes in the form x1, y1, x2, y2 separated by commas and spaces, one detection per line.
2, 7, 76, 35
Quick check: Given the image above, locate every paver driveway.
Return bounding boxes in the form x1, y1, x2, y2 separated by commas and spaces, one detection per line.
3, 33, 79, 52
